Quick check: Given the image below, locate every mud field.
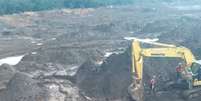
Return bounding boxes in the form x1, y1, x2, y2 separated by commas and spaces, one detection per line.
0, 3, 201, 101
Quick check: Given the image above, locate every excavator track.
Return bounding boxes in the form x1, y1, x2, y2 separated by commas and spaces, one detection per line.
182, 87, 201, 99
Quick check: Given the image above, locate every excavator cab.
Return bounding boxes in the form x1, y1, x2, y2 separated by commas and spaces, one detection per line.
191, 62, 201, 86
171, 62, 201, 88
180, 62, 201, 99
195, 63, 201, 81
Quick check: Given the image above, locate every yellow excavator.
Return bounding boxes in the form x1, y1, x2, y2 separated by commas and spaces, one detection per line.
126, 38, 201, 101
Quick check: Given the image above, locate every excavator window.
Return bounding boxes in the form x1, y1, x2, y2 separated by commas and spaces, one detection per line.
192, 63, 201, 80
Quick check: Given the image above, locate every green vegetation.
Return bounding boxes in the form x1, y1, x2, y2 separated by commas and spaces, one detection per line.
0, 0, 134, 15
1, 0, 198, 15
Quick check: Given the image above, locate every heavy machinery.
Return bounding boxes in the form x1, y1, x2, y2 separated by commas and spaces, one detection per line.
126, 38, 201, 101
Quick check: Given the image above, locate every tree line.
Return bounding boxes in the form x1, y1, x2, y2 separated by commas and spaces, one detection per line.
0, 0, 134, 15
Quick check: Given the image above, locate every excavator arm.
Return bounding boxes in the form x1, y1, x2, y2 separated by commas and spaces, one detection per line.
129, 40, 196, 101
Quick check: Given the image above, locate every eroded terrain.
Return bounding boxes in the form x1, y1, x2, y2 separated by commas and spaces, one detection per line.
0, 3, 201, 101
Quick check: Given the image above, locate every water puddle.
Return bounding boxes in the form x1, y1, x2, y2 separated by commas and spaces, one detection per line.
0, 55, 25, 65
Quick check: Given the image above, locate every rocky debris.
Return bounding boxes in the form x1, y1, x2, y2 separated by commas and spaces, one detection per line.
42, 81, 87, 101
18, 47, 103, 66
14, 51, 97, 100
0, 64, 89, 101
32, 64, 89, 101
16, 61, 66, 77
0, 64, 15, 90
0, 72, 48, 101
75, 51, 132, 101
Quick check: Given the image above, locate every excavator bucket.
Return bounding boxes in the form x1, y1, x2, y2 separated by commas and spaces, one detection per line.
128, 80, 144, 101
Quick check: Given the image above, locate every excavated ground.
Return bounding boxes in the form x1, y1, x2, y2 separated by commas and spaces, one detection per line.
0, 3, 201, 101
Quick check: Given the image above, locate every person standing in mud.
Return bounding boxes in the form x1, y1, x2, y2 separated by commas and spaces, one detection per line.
176, 63, 183, 83
149, 75, 157, 94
